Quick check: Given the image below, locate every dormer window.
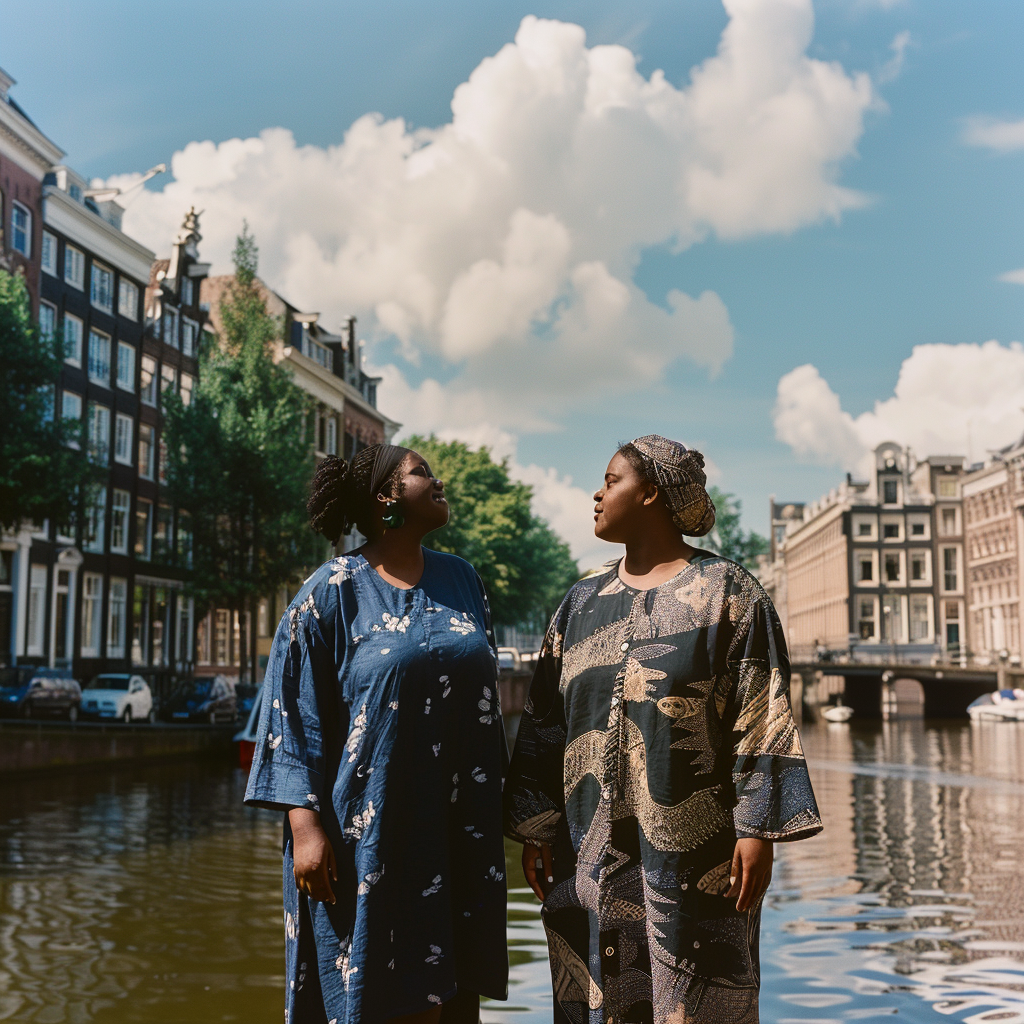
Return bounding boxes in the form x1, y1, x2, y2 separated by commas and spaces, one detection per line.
181, 276, 194, 306
882, 479, 898, 504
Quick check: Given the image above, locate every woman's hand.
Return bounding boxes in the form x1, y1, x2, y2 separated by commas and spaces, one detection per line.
726, 837, 774, 912
522, 842, 554, 902
289, 807, 338, 904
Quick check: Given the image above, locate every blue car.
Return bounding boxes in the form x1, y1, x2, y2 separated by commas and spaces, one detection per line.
0, 667, 82, 721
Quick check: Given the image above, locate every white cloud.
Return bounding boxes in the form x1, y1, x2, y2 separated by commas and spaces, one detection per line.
112, 2, 873, 427
963, 116, 1024, 153
773, 342, 1024, 471
998, 268, 1024, 285
877, 30, 911, 84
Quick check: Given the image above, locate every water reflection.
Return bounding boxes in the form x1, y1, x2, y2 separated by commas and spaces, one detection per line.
3, 724, 1024, 1022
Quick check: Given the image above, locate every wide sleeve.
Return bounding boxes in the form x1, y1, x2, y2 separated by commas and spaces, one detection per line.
503, 594, 570, 846
726, 585, 822, 843
244, 585, 339, 813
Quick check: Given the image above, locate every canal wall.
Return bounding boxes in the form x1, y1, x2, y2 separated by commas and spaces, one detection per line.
0, 720, 236, 775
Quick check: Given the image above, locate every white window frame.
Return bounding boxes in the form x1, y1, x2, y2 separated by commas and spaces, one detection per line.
937, 476, 958, 499
118, 278, 139, 320
857, 595, 878, 642
908, 548, 932, 586
11, 201, 31, 257
26, 565, 47, 657
87, 402, 111, 465
138, 422, 155, 480
81, 573, 104, 657
140, 355, 158, 406
182, 316, 198, 357
111, 489, 131, 554
41, 230, 58, 275
64, 245, 85, 289
907, 514, 930, 541
880, 514, 903, 542
39, 300, 57, 342
90, 262, 114, 314
856, 550, 878, 586
939, 506, 960, 537
63, 313, 83, 366
84, 490, 106, 554
116, 341, 136, 392
852, 514, 876, 540
160, 363, 177, 398
114, 413, 134, 466
87, 328, 111, 385
326, 416, 338, 455
941, 546, 961, 593
61, 391, 83, 448
179, 371, 194, 407
909, 593, 933, 643
883, 549, 904, 585
135, 499, 153, 560
162, 306, 179, 349
107, 577, 128, 658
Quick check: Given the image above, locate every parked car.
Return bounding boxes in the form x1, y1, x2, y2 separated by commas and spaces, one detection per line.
163, 676, 237, 724
80, 674, 154, 723
0, 667, 82, 721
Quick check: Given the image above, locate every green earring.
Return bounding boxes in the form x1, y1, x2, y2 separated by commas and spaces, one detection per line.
382, 499, 405, 529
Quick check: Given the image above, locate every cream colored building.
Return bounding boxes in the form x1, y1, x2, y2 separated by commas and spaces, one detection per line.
962, 434, 1024, 664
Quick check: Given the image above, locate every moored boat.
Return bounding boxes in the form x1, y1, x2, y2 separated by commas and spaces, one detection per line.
967, 688, 1024, 722
823, 700, 854, 723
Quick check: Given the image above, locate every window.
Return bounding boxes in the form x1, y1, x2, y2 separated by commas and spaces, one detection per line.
107, 578, 127, 657
132, 583, 149, 665
90, 263, 114, 313
154, 505, 173, 560
179, 372, 194, 406
910, 595, 930, 642
883, 479, 898, 504
883, 523, 900, 539
858, 556, 873, 583
65, 245, 85, 289
63, 313, 83, 365
81, 574, 104, 657
182, 316, 198, 357
26, 565, 46, 656
911, 522, 926, 536
61, 391, 83, 447
911, 552, 928, 582
942, 508, 957, 536
116, 342, 135, 391
162, 306, 179, 348
39, 301, 57, 341
135, 499, 152, 559
41, 231, 58, 275
181, 276, 194, 306
11, 202, 30, 256
858, 522, 872, 537
881, 593, 902, 643
158, 436, 168, 484
160, 363, 176, 398
114, 413, 133, 465
140, 355, 158, 406
214, 609, 229, 665
87, 402, 110, 465
177, 512, 193, 568
87, 329, 111, 385
885, 553, 901, 583
938, 477, 957, 498
111, 489, 131, 553
138, 423, 155, 479
943, 548, 958, 592
84, 490, 106, 553
118, 279, 139, 320
858, 598, 876, 640
177, 597, 193, 665
326, 416, 338, 455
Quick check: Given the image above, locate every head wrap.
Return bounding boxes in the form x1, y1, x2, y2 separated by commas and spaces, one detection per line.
366, 444, 412, 497
627, 434, 716, 537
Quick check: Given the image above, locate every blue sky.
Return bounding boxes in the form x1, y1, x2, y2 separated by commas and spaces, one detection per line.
6, 0, 1023, 563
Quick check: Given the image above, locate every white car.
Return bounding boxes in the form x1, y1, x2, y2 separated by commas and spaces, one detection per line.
81, 673, 154, 723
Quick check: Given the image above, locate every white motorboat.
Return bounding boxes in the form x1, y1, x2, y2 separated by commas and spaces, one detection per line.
822, 701, 854, 723
967, 689, 1024, 722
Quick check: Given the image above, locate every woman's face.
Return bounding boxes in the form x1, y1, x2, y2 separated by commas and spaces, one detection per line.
390, 451, 449, 531
593, 451, 651, 542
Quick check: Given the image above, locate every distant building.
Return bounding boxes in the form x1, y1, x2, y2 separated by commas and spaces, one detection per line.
782, 443, 965, 663
962, 433, 1024, 664
195, 275, 399, 679
756, 498, 806, 634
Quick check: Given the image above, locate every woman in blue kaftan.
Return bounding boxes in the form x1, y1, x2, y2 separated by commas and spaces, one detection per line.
245, 445, 508, 1024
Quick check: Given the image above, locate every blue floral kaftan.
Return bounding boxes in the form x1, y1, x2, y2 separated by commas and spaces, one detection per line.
245, 549, 509, 1023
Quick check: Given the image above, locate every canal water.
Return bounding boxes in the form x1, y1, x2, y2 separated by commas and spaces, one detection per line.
4, 720, 1024, 1023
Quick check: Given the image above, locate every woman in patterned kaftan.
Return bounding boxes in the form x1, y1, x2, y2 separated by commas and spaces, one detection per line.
246, 445, 508, 1024
503, 435, 822, 1024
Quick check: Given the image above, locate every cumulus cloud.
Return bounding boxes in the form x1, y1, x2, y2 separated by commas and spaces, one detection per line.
110, 2, 873, 426
774, 341, 1024, 471
963, 116, 1024, 153
998, 268, 1024, 285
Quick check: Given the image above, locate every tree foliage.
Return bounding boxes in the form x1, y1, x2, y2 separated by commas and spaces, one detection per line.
401, 434, 579, 627
0, 269, 98, 530
696, 486, 769, 570
163, 227, 318, 679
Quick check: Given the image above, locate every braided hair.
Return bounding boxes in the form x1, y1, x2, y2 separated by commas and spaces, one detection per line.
307, 447, 406, 544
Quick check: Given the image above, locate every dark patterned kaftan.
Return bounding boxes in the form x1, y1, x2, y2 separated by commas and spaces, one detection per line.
503, 551, 822, 1024
245, 550, 508, 1023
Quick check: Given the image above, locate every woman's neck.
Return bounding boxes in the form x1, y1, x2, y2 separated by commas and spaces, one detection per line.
360, 532, 427, 589
618, 529, 695, 589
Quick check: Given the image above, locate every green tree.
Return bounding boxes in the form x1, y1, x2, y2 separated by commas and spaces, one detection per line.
696, 486, 769, 570
163, 227, 317, 682
401, 434, 579, 627
0, 268, 97, 530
